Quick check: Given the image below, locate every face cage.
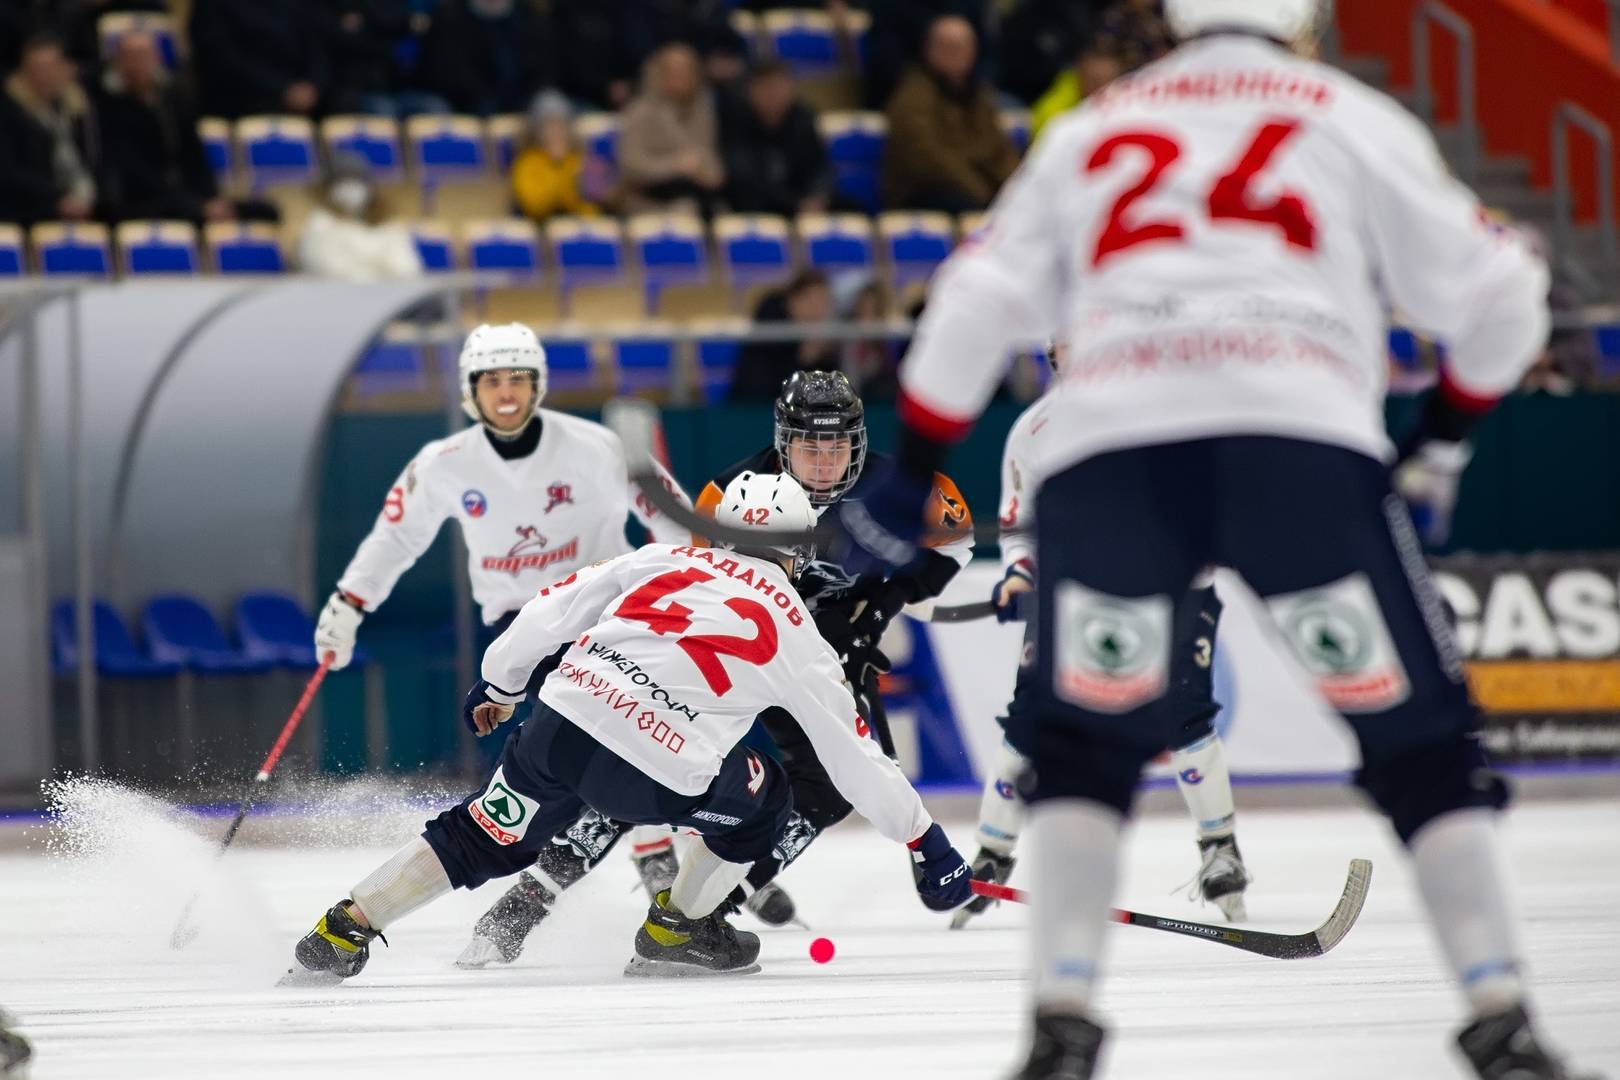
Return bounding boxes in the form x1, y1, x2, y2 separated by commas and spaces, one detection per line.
774, 423, 868, 507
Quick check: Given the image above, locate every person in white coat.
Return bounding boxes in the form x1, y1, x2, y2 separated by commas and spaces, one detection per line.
297, 151, 423, 282
314, 322, 693, 902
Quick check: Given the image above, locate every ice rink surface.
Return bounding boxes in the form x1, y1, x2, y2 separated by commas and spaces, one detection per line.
3, 782, 1617, 1080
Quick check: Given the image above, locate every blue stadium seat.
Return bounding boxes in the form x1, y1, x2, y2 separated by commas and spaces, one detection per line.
798, 212, 874, 274
547, 217, 625, 291
407, 115, 486, 182
1597, 324, 1620, 378
0, 224, 22, 275
999, 109, 1033, 156
353, 336, 428, 396
575, 113, 618, 168
541, 327, 595, 391
612, 326, 677, 393
692, 319, 746, 403
32, 223, 111, 277
714, 214, 792, 291
629, 214, 708, 308
117, 220, 198, 275
198, 118, 232, 179
51, 599, 180, 678
322, 116, 403, 178
408, 221, 456, 272
235, 592, 327, 670
819, 111, 885, 213
764, 10, 839, 74
238, 116, 318, 189
878, 211, 954, 287
486, 114, 525, 171
465, 219, 542, 278
206, 222, 284, 274
142, 595, 272, 674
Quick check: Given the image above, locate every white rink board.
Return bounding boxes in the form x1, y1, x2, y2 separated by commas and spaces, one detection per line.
921, 563, 1359, 781
3, 790, 1617, 1080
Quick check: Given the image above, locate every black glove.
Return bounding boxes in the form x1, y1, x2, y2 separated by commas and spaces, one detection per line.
908, 823, 973, 912
991, 564, 1035, 624
463, 679, 523, 737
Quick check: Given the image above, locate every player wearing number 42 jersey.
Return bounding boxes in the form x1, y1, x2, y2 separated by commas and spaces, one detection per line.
314, 322, 693, 905
827, 1, 1597, 1078
284, 472, 972, 983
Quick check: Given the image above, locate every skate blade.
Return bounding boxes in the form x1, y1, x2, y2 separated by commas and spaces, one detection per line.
1213, 892, 1248, 923
276, 966, 348, 988
622, 957, 762, 978
454, 936, 515, 970
949, 907, 975, 930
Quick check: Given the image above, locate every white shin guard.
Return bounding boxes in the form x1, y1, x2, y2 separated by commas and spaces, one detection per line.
975, 739, 1029, 857
1410, 808, 1526, 1016
667, 838, 750, 920
1029, 799, 1124, 1015
1170, 733, 1236, 840
350, 835, 452, 932
628, 824, 675, 857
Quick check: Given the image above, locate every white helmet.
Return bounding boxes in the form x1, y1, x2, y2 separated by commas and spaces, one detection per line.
1165, 0, 1333, 47
714, 471, 818, 576
459, 322, 548, 425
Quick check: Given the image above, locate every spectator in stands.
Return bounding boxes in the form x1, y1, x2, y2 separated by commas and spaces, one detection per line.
728, 268, 840, 402
189, 0, 329, 120
0, 33, 100, 226
298, 150, 423, 281
618, 42, 725, 215
325, 0, 449, 119
418, 0, 557, 118
839, 277, 899, 401
96, 31, 278, 225
510, 89, 606, 223
881, 15, 1019, 213
1029, 28, 1128, 141
720, 60, 833, 217
862, 0, 991, 111
0, 1, 30, 75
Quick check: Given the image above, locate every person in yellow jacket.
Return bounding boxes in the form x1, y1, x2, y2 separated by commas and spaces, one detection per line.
510, 89, 605, 221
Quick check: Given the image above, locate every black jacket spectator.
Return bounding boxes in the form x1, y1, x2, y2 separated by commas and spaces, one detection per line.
95, 34, 220, 222
0, 35, 101, 226
189, 0, 330, 119
729, 270, 840, 402
418, 0, 556, 118
720, 62, 832, 217
548, 0, 746, 111
322, 0, 418, 114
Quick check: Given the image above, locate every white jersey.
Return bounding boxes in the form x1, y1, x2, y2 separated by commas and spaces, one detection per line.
482, 544, 934, 846
900, 34, 1549, 473
997, 395, 1051, 576
337, 411, 690, 624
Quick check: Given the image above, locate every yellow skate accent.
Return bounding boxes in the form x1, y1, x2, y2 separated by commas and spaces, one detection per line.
642, 921, 691, 948
315, 916, 361, 954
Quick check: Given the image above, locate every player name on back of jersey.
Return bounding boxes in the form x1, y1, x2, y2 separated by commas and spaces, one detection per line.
1098, 66, 1334, 110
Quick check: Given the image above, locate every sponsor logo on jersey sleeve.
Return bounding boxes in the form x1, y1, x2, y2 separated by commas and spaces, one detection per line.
461, 489, 488, 518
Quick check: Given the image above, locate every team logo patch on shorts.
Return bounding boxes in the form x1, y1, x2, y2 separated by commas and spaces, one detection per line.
1267, 572, 1411, 713
468, 766, 539, 846
1053, 582, 1172, 713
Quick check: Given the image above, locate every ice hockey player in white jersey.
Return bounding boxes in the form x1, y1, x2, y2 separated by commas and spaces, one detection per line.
824, 1, 1596, 1077
955, 343, 1249, 929
313, 321, 692, 901
284, 473, 973, 982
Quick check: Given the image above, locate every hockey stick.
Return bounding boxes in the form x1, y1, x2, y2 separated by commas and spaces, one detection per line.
970, 857, 1373, 960
169, 654, 335, 949
919, 600, 997, 623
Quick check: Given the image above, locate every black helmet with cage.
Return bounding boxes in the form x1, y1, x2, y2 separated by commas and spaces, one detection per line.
772, 370, 867, 507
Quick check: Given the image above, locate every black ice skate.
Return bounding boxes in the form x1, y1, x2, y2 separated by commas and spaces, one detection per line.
456, 872, 557, 969
1007, 1008, 1107, 1080
1194, 836, 1250, 922
0, 1008, 31, 1076
280, 900, 385, 986
743, 881, 800, 927
1457, 1004, 1603, 1080
624, 890, 761, 977
951, 848, 1016, 930
631, 841, 680, 901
